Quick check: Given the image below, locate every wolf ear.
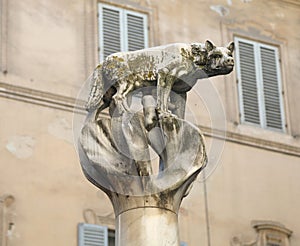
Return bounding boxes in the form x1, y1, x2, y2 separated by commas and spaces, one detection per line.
205, 40, 216, 52
227, 42, 234, 54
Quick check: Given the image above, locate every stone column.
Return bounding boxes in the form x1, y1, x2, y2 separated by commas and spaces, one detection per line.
78, 108, 207, 246
116, 207, 179, 246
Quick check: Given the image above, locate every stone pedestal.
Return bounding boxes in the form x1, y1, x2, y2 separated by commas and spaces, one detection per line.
78, 109, 207, 245
116, 208, 179, 246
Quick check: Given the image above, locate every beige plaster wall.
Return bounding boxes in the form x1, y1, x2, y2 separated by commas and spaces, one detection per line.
1, 0, 87, 97
206, 139, 300, 245
0, 0, 299, 245
178, 135, 300, 245
0, 97, 113, 246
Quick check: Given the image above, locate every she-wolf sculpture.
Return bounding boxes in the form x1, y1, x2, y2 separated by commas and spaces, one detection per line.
86, 40, 234, 127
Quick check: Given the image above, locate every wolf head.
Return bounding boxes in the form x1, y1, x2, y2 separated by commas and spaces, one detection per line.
203, 40, 234, 77
191, 40, 234, 77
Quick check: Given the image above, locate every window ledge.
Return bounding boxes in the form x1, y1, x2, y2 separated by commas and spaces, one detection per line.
199, 122, 300, 157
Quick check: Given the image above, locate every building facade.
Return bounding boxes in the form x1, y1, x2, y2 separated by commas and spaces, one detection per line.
0, 0, 299, 245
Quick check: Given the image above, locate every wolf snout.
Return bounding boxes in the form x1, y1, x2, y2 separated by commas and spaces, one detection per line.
226, 57, 234, 66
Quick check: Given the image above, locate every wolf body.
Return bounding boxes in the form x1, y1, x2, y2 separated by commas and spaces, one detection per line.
86, 40, 234, 119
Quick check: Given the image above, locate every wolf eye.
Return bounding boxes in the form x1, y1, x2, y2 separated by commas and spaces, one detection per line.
213, 54, 222, 59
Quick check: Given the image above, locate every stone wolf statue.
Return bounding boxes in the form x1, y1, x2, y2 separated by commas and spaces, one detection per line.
86, 40, 234, 128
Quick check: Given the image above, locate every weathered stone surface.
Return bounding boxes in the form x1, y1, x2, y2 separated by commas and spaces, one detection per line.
79, 40, 234, 245
116, 208, 180, 246
86, 40, 234, 121
79, 109, 207, 200
79, 109, 207, 245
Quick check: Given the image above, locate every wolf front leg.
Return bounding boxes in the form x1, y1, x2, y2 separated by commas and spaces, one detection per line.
157, 68, 175, 117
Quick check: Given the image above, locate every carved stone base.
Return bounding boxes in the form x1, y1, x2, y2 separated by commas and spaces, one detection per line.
78, 110, 207, 245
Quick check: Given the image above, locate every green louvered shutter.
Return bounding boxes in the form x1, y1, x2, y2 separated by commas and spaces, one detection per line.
260, 46, 284, 130
235, 37, 285, 131
78, 223, 108, 246
99, 5, 122, 61
98, 4, 148, 61
236, 40, 261, 125
126, 12, 148, 51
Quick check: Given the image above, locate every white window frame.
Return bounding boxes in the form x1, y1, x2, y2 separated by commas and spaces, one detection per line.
235, 37, 286, 132
98, 3, 148, 62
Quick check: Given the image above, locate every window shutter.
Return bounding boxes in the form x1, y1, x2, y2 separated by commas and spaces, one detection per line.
98, 4, 148, 61
260, 46, 283, 130
236, 40, 261, 125
78, 223, 108, 246
99, 5, 122, 60
235, 37, 285, 131
126, 12, 147, 51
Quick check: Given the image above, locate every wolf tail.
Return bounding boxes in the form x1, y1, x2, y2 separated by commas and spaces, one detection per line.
86, 64, 104, 112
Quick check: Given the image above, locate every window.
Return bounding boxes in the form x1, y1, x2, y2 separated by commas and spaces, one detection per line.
231, 220, 292, 246
108, 230, 115, 246
235, 37, 285, 131
252, 220, 292, 246
98, 3, 148, 61
78, 223, 116, 246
